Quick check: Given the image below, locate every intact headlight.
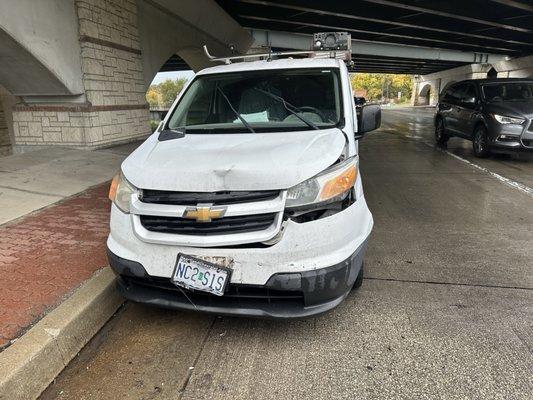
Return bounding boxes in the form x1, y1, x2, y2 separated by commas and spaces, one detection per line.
493, 114, 525, 125
108, 172, 136, 213
286, 158, 357, 209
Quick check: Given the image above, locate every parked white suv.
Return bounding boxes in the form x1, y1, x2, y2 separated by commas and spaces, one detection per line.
107, 56, 379, 318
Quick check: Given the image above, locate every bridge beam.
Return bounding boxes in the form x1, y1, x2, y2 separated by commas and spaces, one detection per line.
249, 29, 508, 65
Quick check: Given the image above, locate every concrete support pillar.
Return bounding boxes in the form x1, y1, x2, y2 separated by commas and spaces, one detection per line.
411, 78, 437, 106
0, 86, 16, 156
410, 78, 420, 106
10, 0, 150, 152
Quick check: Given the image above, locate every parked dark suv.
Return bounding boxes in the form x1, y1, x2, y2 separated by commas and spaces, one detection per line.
435, 78, 533, 157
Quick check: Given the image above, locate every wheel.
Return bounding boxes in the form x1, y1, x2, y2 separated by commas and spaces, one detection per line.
352, 263, 364, 290
473, 124, 491, 158
435, 118, 449, 145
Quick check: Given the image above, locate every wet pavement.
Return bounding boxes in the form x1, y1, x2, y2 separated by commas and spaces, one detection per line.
41, 108, 532, 400
381, 107, 533, 189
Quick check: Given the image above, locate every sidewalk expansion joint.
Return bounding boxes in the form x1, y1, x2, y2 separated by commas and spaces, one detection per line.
178, 317, 217, 399
0, 184, 63, 197
365, 277, 533, 291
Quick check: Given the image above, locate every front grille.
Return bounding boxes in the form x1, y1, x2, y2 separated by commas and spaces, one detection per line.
123, 275, 304, 305
141, 190, 280, 205
140, 213, 277, 235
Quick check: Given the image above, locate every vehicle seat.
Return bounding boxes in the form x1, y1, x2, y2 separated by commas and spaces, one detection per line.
238, 88, 286, 121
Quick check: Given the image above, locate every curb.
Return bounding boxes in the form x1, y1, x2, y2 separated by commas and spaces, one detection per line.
0, 267, 124, 400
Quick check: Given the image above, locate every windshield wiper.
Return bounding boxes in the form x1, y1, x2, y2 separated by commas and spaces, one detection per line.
253, 88, 319, 130
216, 86, 255, 133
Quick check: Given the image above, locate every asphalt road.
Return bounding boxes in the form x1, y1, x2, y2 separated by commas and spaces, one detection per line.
41, 108, 533, 400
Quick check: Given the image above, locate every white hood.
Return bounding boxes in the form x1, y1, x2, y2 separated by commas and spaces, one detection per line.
122, 128, 346, 192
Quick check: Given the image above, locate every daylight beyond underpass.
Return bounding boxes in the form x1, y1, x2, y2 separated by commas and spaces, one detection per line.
41, 108, 533, 400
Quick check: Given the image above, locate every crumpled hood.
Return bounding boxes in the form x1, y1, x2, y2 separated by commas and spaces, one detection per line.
122, 128, 346, 191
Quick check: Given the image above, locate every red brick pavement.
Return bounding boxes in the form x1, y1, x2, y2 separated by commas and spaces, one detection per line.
0, 183, 111, 349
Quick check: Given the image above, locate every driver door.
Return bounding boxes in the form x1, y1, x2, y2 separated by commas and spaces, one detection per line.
456, 83, 479, 138
440, 83, 465, 134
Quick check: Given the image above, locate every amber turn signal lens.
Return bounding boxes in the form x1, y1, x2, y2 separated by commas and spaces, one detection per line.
320, 164, 357, 201
108, 174, 120, 201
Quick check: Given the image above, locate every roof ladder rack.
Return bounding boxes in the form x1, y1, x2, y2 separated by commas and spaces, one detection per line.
203, 31, 352, 65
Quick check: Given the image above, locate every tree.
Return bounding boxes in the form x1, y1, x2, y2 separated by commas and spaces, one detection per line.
350, 73, 413, 103
159, 78, 187, 107
145, 78, 188, 109
146, 87, 161, 108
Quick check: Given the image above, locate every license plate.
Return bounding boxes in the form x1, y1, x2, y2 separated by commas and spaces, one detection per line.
191, 255, 233, 269
171, 254, 231, 296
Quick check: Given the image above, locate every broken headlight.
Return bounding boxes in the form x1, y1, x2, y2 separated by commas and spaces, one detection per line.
285, 157, 357, 210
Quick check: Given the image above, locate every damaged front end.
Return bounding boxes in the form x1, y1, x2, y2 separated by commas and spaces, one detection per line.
109, 237, 367, 318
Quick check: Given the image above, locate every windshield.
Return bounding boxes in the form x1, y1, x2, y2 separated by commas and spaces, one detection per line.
166, 68, 342, 133
482, 82, 533, 102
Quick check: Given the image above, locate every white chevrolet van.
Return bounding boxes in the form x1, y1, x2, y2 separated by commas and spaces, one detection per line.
107, 43, 380, 318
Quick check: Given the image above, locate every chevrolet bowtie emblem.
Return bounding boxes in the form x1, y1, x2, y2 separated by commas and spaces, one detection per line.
183, 204, 227, 223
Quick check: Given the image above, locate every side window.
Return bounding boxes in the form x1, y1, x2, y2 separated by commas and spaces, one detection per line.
450, 83, 466, 104
461, 84, 477, 107
186, 81, 214, 125
442, 86, 454, 102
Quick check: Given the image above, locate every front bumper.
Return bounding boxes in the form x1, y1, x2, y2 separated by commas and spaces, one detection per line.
108, 240, 367, 318
489, 141, 533, 153
487, 118, 533, 153
107, 195, 373, 286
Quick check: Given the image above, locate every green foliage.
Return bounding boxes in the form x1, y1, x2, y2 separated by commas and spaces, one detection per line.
146, 78, 188, 108
350, 73, 413, 103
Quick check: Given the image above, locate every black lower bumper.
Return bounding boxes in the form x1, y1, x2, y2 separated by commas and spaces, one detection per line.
489, 142, 533, 154
107, 241, 367, 319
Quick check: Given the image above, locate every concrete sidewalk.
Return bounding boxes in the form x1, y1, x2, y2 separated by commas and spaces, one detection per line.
0, 142, 140, 225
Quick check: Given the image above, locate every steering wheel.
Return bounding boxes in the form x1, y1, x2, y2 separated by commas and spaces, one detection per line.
297, 106, 327, 122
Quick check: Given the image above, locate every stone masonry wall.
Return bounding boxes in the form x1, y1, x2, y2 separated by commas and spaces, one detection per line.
12, 107, 149, 148
77, 0, 146, 107
12, 0, 150, 150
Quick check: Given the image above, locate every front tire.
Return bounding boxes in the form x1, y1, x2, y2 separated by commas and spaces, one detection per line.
473, 124, 490, 158
435, 118, 449, 146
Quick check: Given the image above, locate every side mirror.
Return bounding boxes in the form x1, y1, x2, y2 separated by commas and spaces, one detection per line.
356, 104, 381, 138
353, 96, 366, 106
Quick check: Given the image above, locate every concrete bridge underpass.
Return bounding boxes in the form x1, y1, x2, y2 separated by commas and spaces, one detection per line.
0, 0, 532, 153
